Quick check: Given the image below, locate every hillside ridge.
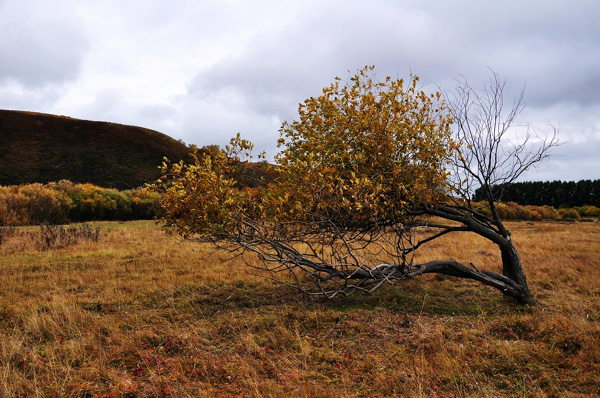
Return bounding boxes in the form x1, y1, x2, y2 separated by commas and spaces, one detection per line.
0, 109, 192, 189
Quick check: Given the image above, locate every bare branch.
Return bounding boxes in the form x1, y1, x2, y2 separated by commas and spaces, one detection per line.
446, 71, 561, 206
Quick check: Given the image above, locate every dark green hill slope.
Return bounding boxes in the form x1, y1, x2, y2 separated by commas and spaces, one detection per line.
0, 110, 192, 189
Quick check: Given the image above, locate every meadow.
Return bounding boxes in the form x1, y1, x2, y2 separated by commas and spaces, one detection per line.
0, 220, 598, 397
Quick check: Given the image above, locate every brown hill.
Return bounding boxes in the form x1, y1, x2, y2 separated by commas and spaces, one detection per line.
0, 110, 192, 189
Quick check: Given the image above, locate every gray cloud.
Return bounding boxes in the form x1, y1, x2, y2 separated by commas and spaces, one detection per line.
0, 1, 89, 87
423, 0, 600, 107
186, 0, 444, 144
521, 135, 600, 182
0, 0, 598, 182
183, 0, 600, 180
0, 82, 63, 110
191, 0, 600, 116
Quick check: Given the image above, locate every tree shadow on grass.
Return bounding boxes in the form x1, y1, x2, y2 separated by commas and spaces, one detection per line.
187, 275, 525, 319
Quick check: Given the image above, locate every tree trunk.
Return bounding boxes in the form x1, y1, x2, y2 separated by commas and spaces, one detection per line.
417, 204, 537, 305
499, 237, 536, 305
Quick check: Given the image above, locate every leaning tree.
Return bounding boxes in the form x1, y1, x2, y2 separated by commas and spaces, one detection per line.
154, 66, 559, 305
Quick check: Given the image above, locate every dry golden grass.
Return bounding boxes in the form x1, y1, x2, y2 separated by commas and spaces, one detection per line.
1, 220, 599, 397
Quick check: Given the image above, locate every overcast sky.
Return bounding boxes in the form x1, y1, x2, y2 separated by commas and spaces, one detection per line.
1, 0, 598, 182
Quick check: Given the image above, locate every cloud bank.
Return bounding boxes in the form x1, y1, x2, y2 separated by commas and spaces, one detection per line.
0, 0, 598, 181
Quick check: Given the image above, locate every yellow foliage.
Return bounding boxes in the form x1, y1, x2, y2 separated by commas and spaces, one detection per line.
154, 66, 455, 241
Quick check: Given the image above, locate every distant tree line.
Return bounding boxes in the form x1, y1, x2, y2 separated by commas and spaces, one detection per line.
473, 180, 600, 208
0, 181, 161, 226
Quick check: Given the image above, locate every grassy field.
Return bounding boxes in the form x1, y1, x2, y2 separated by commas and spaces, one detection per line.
0, 220, 599, 397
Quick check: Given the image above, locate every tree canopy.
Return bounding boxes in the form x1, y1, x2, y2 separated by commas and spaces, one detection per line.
154, 66, 558, 305
274, 68, 455, 232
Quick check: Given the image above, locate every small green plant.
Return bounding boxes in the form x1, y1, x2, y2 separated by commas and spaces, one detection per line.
559, 209, 580, 221
579, 205, 600, 218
